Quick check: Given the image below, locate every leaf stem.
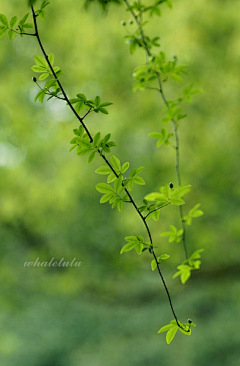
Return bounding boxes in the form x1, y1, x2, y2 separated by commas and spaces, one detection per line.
125, 0, 188, 260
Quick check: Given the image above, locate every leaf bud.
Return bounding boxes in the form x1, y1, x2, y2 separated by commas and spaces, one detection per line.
188, 319, 192, 324
169, 182, 174, 189
129, 19, 133, 25
121, 20, 126, 26
32, 77, 37, 82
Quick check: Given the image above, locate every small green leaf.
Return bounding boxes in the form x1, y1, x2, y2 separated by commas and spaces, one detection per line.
92, 132, 101, 147
151, 259, 157, 271
114, 175, 123, 193
170, 196, 185, 206
148, 132, 162, 139
75, 101, 84, 114
135, 241, 144, 254
0, 26, 8, 38
39, 73, 49, 80
125, 236, 139, 243
111, 155, 121, 172
99, 102, 113, 107
98, 107, 108, 114
48, 53, 54, 66
133, 176, 145, 185
121, 162, 130, 173
117, 200, 123, 212
158, 323, 175, 334
76, 93, 87, 101
8, 29, 14, 40
95, 183, 114, 194
107, 172, 117, 183
120, 242, 136, 254
10, 16, 17, 28
88, 151, 96, 163
95, 166, 112, 175
160, 254, 170, 260
166, 326, 178, 344
100, 193, 114, 203
34, 55, 47, 68
95, 96, 101, 106
0, 14, 9, 27
181, 271, 191, 284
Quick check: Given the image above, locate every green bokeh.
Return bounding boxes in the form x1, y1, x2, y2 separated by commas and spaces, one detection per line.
0, 0, 240, 364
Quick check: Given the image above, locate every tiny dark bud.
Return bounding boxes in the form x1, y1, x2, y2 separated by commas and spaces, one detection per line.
188, 319, 192, 324
129, 19, 133, 25
121, 20, 126, 26
32, 77, 37, 82
169, 182, 174, 189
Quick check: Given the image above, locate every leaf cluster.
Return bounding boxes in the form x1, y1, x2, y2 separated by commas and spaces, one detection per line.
173, 249, 204, 284
145, 183, 191, 206
120, 235, 151, 255
70, 127, 116, 163
158, 319, 196, 344
69, 94, 112, 115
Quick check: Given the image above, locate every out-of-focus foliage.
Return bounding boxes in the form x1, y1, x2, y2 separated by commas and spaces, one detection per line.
0, 0, 240, 364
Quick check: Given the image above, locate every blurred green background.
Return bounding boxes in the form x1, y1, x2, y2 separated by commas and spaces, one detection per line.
0, 0, 240, 365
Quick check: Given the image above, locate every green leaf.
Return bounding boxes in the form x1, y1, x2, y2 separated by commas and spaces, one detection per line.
0, 26, 8, 38
170, 196, 185, 206
0, 14, 9, 27
95, 183, 114, 194
133, 176, 145, 185
95, 96, 101, 106
98, 107, 108, 114
99, 102, 113, 107
88, 151, 96, 163
110, 155, 121, 172
166, 326, 178, 344
135, 241, 144, 254
171, 184, 191, 198
129, 167, 144, 178
114, 176, 123, 193
8, 29, 14, 40
19, 13, 29, 26
77, 93, 87, 101
75, 101, 84, 114
10, 16, 17, 28
117, 200, 123, 212
120, 242, 136, 254
151, 259, 157, 271
100, 192, 114, 203
41, 1, 50, 9
48, 53, 54, 66
107, 172, 117, 183
34, 55, 47, 68
93, 132, 101, 147
69, 98, 79, 105
160, 254, 170, 260
144, 192, 168, 203
148, 132, 162, 139
121, 162, 130, 173
95, 166, 112, 175
158, 323, 175, 334
181, 270, 191, 284
31, 65, 47, 73
22, 23, 33, 29
125, 236, 139, 243
39, 73, 49, 80
34, 89, 46, 103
